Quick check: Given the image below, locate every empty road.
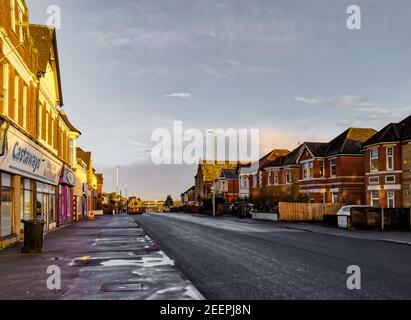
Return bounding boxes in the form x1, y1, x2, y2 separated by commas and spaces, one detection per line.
134, 213, 411, 300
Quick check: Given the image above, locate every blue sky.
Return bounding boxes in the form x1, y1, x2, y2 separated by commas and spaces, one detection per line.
27, 0, 411, 199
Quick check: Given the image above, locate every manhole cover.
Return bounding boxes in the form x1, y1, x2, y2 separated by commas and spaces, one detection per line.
101, 282, 143, 292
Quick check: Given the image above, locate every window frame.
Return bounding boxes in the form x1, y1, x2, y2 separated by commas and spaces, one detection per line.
370, 148, 379, 172
330, 159, 336, 178
386, 146, 394, 171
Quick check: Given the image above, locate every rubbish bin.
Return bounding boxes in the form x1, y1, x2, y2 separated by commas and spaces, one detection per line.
21, 220, 45, 254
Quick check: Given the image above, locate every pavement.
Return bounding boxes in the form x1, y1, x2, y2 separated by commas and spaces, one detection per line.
135, 212, 411, 300
0, 214, 203, 300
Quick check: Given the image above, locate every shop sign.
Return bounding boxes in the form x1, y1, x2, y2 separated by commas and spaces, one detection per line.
0, 126, 63, 185
60, 168, 75, 186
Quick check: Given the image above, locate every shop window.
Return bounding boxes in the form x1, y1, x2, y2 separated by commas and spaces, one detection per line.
0, 173, 13, 238
20, 179, 33, 230
36, 182, 56, 225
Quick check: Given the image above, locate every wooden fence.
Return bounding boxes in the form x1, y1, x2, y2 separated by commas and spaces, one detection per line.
278, 202, 342, 221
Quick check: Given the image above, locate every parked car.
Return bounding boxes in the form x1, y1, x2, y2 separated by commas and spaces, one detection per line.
336, 205, 374, 229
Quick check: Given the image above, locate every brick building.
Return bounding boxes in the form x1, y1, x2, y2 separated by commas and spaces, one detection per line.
297, 128, 376, 204
363, 115, 411, 208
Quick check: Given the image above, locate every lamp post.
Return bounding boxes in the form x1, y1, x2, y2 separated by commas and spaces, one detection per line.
207, 130, 217, 217
116, 166, 120, 213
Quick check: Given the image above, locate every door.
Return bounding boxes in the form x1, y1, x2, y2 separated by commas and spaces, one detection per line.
36, 193, 52, 230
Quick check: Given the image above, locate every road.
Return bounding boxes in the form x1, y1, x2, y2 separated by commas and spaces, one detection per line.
134, 213, 411, 300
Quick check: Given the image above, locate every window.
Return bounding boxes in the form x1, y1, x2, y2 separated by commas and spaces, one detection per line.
18, 6, 24, 43
20, 179, 33, 230
330, 160, 336, 177
387, 190, 395, 208
385, 175, 395, 183
252, 175, 257, 188
285, 169, 292, 184
386, 147, 394, 171
274, 171, 279, 185
14, 75, 19, 122
320, 193, 325, 203
369, 176, 379, 185
2, 63, 9, 115
22, 84, 27, 128
10, 0, 16, 33
267, 170, 271, 186
303, 161, 313, 180
320, 160, 325, 177
370, 148, 378, 172
0, 173, 13, 238
51, 118, 55, 147
332, 192, 338, 204
371, 190, 380, 207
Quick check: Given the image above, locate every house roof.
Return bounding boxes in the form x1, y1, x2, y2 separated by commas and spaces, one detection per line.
363, 115, 411, 147
326, 128, 377, 156
305, 142, 329, 157
199, 161, 239, 182
59, 110, 81, 134
220, 169, 238, 180
76, 147, 91, 168
29, 24, 64, 106
259, 149, 290, 169
282, 144, 305, 166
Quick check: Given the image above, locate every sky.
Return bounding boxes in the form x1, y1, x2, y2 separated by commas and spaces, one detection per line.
26, 0, 411, 200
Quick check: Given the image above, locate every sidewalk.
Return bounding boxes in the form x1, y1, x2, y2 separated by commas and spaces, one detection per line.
171, 212, 411, 245
277, 222, 411, 245
0, 214, 203, 300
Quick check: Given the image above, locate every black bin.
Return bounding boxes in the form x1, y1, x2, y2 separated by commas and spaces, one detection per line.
21, 220, 45, 253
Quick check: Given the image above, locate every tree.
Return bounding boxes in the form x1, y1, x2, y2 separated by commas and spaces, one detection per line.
164, 195, 174, 209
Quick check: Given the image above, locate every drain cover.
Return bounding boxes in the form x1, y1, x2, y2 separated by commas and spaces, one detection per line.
101, 282, 143, 292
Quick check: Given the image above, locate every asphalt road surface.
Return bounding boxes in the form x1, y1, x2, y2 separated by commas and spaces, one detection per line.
133, 213, 411, 300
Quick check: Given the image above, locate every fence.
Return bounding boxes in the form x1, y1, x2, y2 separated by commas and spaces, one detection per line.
278, 202, 342, 222
350, 207, 411, 231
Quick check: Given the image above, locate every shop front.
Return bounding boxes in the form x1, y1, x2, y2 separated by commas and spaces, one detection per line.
0, 124, 62, 246
59, 168, 75, 226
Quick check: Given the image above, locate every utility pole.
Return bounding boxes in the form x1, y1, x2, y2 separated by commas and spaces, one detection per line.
212, 131, 217, 217
116, 166, 120, 214
126, 183, 128, 215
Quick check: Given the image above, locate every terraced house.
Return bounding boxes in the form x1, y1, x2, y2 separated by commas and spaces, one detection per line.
0, 0, 80, 248
363, 115, 411, 208
297, 128, 376, 204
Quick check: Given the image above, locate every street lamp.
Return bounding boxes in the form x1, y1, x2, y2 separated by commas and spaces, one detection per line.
207, 130, 217, 217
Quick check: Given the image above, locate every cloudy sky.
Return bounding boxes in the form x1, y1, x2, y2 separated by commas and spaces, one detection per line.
27, 0, 411, 199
